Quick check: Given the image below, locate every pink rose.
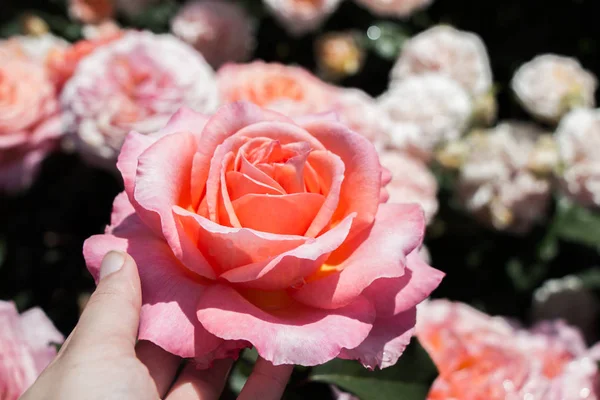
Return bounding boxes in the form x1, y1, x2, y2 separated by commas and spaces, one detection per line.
171, 0, 256, 68
0, 301, 64, 400
61, 31, 219, 170
354, 0, 433, 18
263, 0, 344, 36
418, 300, 600, 400
218, 62, 390, 147
379, 151, 438, 223
0, 34, 68, 66
512, 54, 597, 123
0, 59, 63, 192
84, 101, 444, 368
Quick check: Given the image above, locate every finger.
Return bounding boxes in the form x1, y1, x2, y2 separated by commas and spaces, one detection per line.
238, 357, 293, 400
136, 340, 181, 397
67, 251, 142, 355
165, 359, 233, 400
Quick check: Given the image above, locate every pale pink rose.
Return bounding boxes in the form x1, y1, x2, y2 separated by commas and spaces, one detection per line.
555, 108, 600, 207
83, 101, 444, 368
81, 20, 122, 40
512, 54, 597, 123
0, 60, 63, 192
218, 62, 389, 146
417, 300, 600, 400
379, 151, 438, 223
171, 1, 255, 68
390, 25, 493, 98
263, 0, 344, 36
0, 34, 68, 65
61, 31, 219, 170
68, 0, 114, 23
0, 301, 64, 400
379, 73, 472, 161
457, 122, 552, 233
355, 0, 432, 17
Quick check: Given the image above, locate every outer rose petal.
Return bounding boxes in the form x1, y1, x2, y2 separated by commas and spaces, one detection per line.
196, 284, 375, 366
133, 131, 215, 278
292, 203, 425, 309
299, 119, 381, 239
339, 308, 417, 369
83, 214, 223, 360
19, 308, 65, 373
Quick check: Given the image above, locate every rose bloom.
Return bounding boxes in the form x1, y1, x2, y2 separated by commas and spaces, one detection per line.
0, 33, 68, 65
417, 300, 600, 400
46, 29, 123, 90
263, 0, 344, 36
379, 151, 438, 223
456, 122, 553, 233
378, 73, 472, 161
390, 25, 493, 98
354, 0, 433, 18
84, 101, 444, 368
512, 54, 597, 123
0, 301, 64, 400
315, 31, 365, 80
68, 0, 114, 24
0, 59, 63, 192
171, 0, 255, 68
61, 31, 219, 170
218, 61, 390, 147
555, 108, 600, 208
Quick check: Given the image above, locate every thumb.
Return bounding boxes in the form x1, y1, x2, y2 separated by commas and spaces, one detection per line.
68, 251, 142, 354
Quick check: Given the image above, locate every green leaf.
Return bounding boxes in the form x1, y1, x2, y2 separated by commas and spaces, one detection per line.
309, 338, 436, 400
553, 198, 600, 249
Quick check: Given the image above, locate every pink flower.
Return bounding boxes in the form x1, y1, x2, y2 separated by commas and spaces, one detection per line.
61, 31, 219, 169
218, 62, 390, 146
390, 26, 493, 98
68, 0, 114, 24
0, 34, 68, 65
83, 101, 444, 368
379, 151, 438, 223
0, 301, 64, 400
417, 300, 600, 400
555, 108, 600, 207
263, 0, 344, 36
354, 0, 433, 18
0, 59, 63, 192
512, 54, 597, 123
456, 122, 553, 233
171, 1, 255, 68
378, 73, 472, 161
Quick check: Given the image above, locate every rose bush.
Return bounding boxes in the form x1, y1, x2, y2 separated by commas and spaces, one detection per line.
84, 101, 444, 368
0, 301, 64, 400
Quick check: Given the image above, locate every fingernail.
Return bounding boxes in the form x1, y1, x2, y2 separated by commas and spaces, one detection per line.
100, 251, 126, 280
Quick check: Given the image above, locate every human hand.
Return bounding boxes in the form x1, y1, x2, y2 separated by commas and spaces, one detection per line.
22, 251, 293, 400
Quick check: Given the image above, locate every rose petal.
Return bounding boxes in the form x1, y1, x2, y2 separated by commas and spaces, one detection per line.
134, 131, 215, 278
226, 171, 283, 200
292, 203, 425, 309
299, 119, 381, 239
83, 215, 222, 359
219, 213, 355, 290
339, 308, 417, 370
233, 192, 325, 235
196, 284, 375, 366
173, 205, 308, 273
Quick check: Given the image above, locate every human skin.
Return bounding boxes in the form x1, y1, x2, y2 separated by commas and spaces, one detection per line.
22, 251, 293, 400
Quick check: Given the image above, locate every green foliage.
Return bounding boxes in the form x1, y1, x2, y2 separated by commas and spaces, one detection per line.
309, 339, 437, 400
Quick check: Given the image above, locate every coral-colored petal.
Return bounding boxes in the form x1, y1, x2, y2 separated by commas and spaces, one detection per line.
339, 308, 417, 370
83, 216, 222, 359
233, 192, 325, 235
196, 284, 375, 366
300, 119, 382, 239
134, 131, 215, 278
219, 214, 354, 290
292, 203, 425, 309
226, 171, 283, 200
173, 205, 308, 273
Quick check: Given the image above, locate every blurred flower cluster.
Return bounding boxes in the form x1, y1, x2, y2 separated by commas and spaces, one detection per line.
1, 0, 600, 399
